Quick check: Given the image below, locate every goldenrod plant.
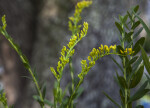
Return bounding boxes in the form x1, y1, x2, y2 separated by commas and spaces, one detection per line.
102, 5, 150, 108
0, 0, 150, 108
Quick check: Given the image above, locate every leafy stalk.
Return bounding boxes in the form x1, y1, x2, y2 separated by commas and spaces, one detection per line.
0, 16, 44, 108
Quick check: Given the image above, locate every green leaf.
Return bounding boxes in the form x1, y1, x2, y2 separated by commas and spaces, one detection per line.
42, 83, 46, 99
145, 74, 150, 84
33, 68, 39, 82
124, 23, 130, 30
111, 56, 123, 72
133, 37, 145, 56
23, 63, 30, 69
33, 95, 43, 103
119, 15, 124, 23
127, 11, 133, 22
134, 13, 150, 38
129, 65, 144, 88
58, 88, 62, 102
119, 89, 125, 105
117, 76, 128, 89
131, 21, 140, 30
138, 81, 149, 91
61, 97, 69, 107
133, 27, 143, 39
124, 32, 133, 42
74, 77, 80, 87
128, 81, 149, 103
128, 89, 150, 103
21, 76, 33, 81
43, 99, 53, 106
126, 56, 138, 68
125, 57, 132, 76
22, 54, 29, 64
114, 73, 124, 91
133, 55, 142, 72
68, 84, 73, 95
103, 92, 121, 108
115, 22, 123, 34
11, 42, 22, 55
133, 5, 139, 13
140, 45, 150, 75
74, 87, 84, 100
126, 40, 134, 48
123, 14, 128, 24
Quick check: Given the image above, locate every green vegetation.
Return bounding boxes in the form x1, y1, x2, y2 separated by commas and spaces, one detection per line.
0, 0, 150, 108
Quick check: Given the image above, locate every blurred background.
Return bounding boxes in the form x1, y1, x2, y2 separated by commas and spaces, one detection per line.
0, 0, 150, 108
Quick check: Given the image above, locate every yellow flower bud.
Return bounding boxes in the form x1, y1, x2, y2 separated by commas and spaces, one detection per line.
124, 48, 127, 53
81, 60, 87, 65
120, 50, 124, 54
128, 48, 132, 52
104, 45, 109, 52
112, 45, 116, 50
89, 61, 95, 67
87, 56, 91, 61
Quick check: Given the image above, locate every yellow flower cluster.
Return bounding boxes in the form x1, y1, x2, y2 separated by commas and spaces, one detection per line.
89, 44, 116, 60
74, 0, 92, 17
120, 48, 135, 55
68, 0, 92, 34
50, 22, 89, 80
78, 44, 116, 79
2, 15, 7, 30
79, 22, 88, 40
78, 59, 95, 79
50, 46, 70, 80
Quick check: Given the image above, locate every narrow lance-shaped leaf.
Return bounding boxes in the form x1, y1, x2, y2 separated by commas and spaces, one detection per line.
128, 81, 149, 103
115, 22, 123, 34
129, 64, 144, 88
119, 89, 125, 105
128, 89, 150, 103
131, 21, 140, 30
103, 92, 121, 108
133, 27, 143, 39
140, 45, 150, 75
42, 83, 46, 99
133, 37, 145, 56
134, 13, 150, 38
126, 56, 138, 68
123, 14, 128, 24
117, 76, 128, 89
43, 99, 54, 107
145, 74, 150, 84
127, 11, 133, 22
132, 55, 142, 72
133, 5, 139, 13
111, 56, 123, 72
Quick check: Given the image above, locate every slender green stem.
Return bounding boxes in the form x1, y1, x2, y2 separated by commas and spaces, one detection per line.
69, 57, 74, 108
54, 94, 56, 108
69, 58, 74, 92
55, 79, 61, 108
126, 14, 135, 108
121, 24, 128, 108
123, 57, 128, 108
29, 69, 44, 108
67, 80, 83, 108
